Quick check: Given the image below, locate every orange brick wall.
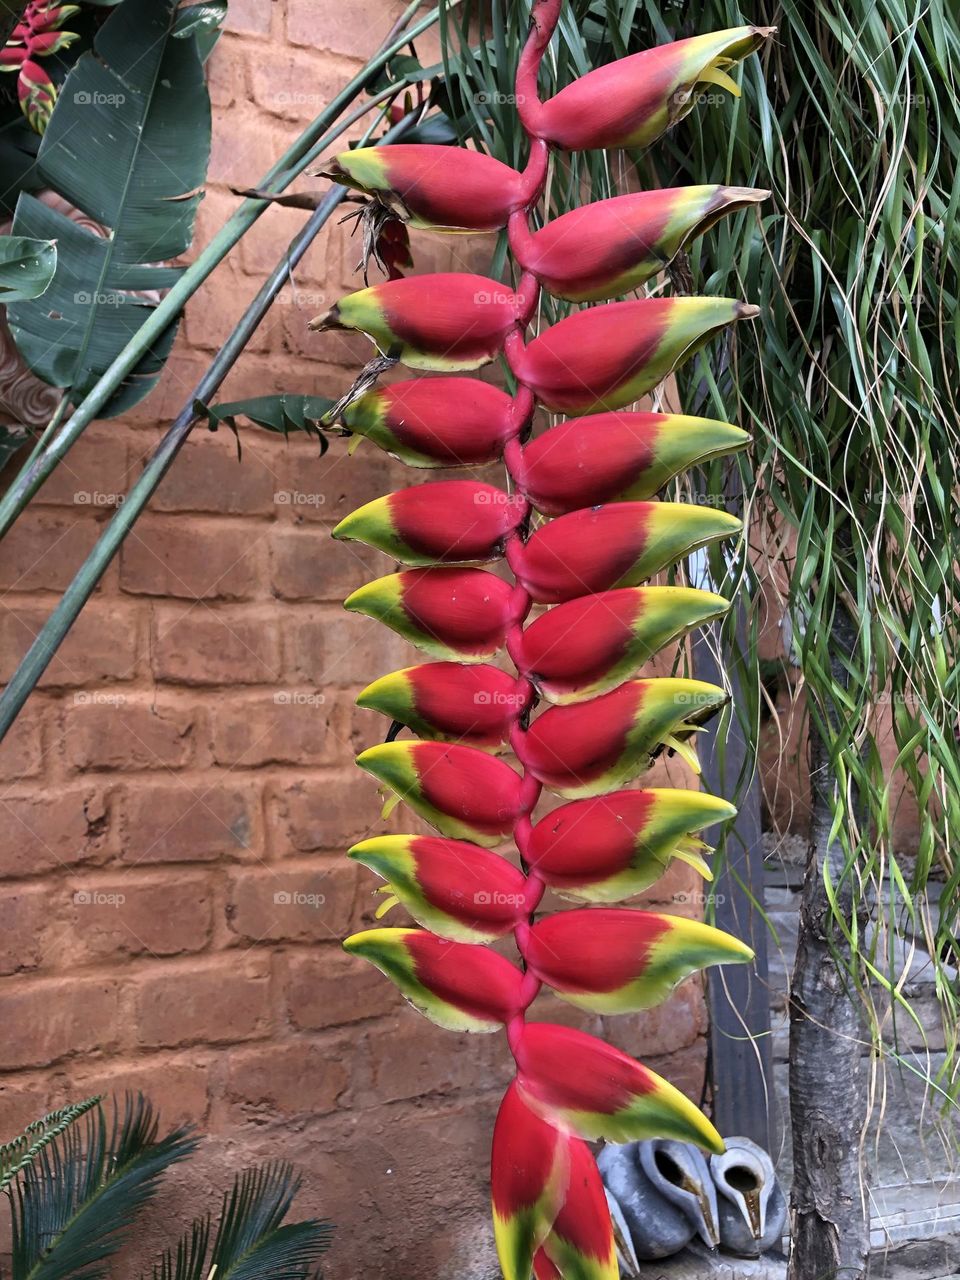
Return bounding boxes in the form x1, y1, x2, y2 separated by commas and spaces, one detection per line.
0, 5, 716, 1275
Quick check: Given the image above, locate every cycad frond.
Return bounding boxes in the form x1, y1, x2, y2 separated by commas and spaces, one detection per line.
152, 1163, 333, 1280
8, 1094, 197, 1280
0, 1098, 101, 1193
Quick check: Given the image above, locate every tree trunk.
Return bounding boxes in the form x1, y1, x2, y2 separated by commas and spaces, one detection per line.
787, 604, 869, 1280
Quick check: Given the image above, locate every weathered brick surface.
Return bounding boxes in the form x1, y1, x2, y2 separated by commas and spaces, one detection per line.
0, 11, 718, 1277
135, 956, 273, 1048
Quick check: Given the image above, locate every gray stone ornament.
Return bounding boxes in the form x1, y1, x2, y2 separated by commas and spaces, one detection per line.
598, 1139, 720, 1262
710, 1135, 788, 1257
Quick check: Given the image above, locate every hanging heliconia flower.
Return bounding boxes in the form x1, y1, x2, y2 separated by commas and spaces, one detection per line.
0, 0, 79, 134
325, 3, 773, 1274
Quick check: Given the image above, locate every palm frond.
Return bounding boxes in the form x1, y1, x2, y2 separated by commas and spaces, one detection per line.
152, 1163, 333, 1280
7, 1094, 197, 1280
0, 1099, 101, 1193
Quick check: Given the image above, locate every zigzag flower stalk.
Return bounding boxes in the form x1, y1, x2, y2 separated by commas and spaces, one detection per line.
321, 5, 772, 1275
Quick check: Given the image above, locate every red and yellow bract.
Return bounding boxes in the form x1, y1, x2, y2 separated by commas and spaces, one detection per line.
326, 3, 772, 1273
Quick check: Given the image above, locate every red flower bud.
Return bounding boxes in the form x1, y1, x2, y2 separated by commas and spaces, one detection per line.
521, 678, 728, 798
517, 411, 749, 515
518, 27, 774, 152
528, 787, 736, 901
520, 586, 729, 703
534, 1137, 617, 1280
343, 927, 523, 1031
516, 1022, 724, 1150
349, 834, 530, 941
515, 501, 741, 604
325, 144, 538, 232
345, 568, 514, 662
310, 274, 526, 371
524, 908, 754, 1012
492, 1080, 570, 1280
511, 186, 767, 302
334, 480, 526, 565
340, 377, 520, 468
357, 663, 522, 746
356, 740, 523, 845
508, 297, 759, 415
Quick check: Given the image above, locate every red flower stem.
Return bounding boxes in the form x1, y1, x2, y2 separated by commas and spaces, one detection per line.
502, 0, 561, 1070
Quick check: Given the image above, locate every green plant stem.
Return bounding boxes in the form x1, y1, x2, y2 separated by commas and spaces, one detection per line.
0, 114, 413, 742
0, 0, 440, 539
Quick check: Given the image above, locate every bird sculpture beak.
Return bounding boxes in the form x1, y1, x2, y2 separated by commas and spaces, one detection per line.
711, 1143, 771, 1239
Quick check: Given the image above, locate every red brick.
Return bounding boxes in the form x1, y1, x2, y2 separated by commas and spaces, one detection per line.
183, 264, 272, 355
119, 517, 264, 600
67, 873, 213, 960
206, 35, 246, 109
62, 695, 197, 772
285, 444, 415, 524
286, 1, 408, 61
281, 609, 410, 688
120, 781, 260, 864
644, 1039, 709, 1104
358, 1013, 513, 1106
210, 689, 341, 767
31, 426, 131, 509
239, 205, 329, 283
0, 702, 44, 782
0, 511, 106, 593
283, 948, 401, 1030
273, 771, 403, 853
269, 528, 386, 602
68, 1056, 211, 1127
208, 108, 294, 187
135, 957, 272, 1048
0, 883, 53, 974
0, 600, 141, 688
0, 1075, 55, 1134
223, 1039, 349, 1120
0, 788, 116, 878
281, 298, 369, 364
151, 606, 282, 686
0, 976, 122, 1069
226, 862, 358, 944
147, 431, 283, 516
223, 0, 273, 37
249, 47, 345, 121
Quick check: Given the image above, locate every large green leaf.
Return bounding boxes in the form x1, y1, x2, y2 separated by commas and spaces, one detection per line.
0, 236, 57, 302
173, 2, 229, 63
6, 0, 213, 418
0, 119, 43, 217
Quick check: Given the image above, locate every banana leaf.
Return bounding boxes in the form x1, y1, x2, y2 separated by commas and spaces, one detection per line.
6, 0, 213, 418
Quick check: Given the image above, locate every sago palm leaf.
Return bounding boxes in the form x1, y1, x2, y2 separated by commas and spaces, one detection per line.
152, 1163, 333, 1280
0, 1099, 101, 1194
5, 1095, 197, 1280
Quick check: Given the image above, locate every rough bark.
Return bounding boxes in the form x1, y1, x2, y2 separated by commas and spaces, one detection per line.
787, 603, 869, 1280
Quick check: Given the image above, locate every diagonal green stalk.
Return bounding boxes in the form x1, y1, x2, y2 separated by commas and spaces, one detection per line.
0, 0, 442, 540
0, 114, 413, 742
